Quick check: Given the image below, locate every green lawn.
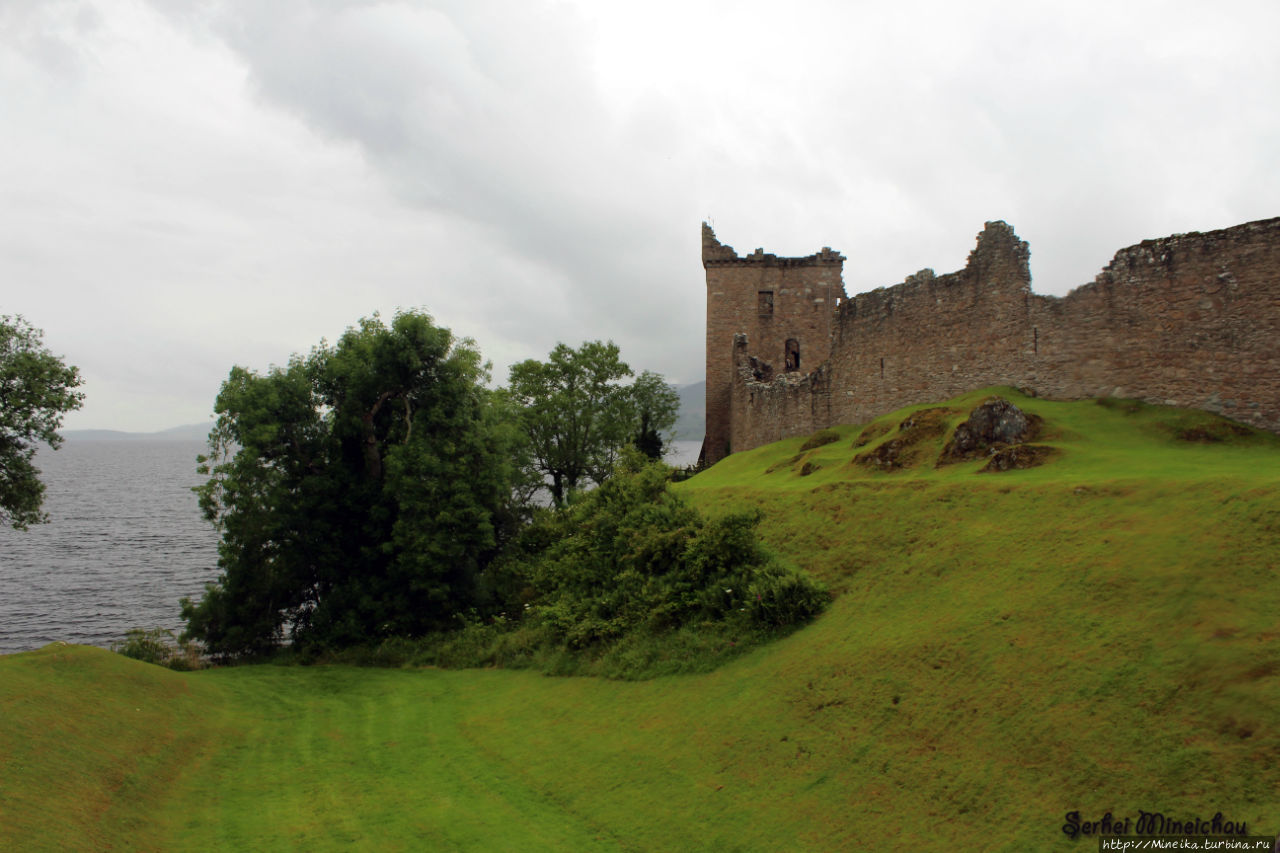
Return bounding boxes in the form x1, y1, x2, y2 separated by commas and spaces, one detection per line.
2, 389, 1277, 850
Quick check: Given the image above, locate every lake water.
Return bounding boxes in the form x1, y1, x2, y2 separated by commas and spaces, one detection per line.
666, 439, 703, 470
0, 438, 704, 655
0, 440, 220, 654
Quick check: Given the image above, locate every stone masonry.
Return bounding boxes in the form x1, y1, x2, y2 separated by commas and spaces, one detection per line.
701, 217, 1280, 464
701, 224, 844, 464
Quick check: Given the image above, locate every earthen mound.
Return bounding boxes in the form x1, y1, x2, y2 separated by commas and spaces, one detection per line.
800, 429, 841, 451
854, 408, 952, 471
852, 421, 891, 448
766, 453, 805, 474
1176, 422, 1253, 442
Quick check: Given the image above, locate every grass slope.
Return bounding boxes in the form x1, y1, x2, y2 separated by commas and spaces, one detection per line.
2, 388, 1277, 850
0, 645, 227, 850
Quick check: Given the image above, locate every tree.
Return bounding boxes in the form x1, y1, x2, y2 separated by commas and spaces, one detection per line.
183, 311, 521, 657
630, 370, 680, 461
0, 316, 84, 530
505, 341, 678, 507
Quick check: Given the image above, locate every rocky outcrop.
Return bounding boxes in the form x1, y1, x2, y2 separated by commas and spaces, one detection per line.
939, 397, 1051, 471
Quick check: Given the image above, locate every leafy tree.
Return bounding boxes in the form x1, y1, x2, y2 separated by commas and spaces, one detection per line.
505, 341, 678, 506
183, 311, 520, 658
0, 316, 84, 530
630, 370, 680, 461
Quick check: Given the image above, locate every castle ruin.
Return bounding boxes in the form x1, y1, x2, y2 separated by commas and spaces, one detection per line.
701, 217, 1280, 465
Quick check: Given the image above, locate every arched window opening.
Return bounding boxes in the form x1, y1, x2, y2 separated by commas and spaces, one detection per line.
785, 338, 800, 372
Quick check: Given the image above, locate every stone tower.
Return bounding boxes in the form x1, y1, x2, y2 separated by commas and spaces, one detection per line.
701, 223, 846, 465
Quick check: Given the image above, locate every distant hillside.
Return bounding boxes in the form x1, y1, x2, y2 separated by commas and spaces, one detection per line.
62, 423, 211, 442
61, 387, 702, 446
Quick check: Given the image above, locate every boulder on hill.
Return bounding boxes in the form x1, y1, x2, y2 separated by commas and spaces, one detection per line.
940, 397, 1043, 465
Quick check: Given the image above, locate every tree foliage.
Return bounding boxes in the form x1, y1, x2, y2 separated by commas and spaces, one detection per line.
182, 312, 521, 658
629, 370, 681, 461
0, 316, 84, 530
505, 341, 678, 506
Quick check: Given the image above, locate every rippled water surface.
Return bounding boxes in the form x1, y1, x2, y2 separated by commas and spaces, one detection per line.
0, 440, 219, 654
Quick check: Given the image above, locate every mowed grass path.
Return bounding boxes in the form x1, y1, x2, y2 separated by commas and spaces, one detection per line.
168, 666, 623, 851
3, 390, 1278, 850
1, 649, 626, 851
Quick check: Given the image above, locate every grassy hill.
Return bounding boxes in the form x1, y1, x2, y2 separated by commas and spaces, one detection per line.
3, 388, 1277, 850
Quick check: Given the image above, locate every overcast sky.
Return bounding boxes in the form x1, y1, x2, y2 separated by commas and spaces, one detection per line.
3, 0, 1277, 432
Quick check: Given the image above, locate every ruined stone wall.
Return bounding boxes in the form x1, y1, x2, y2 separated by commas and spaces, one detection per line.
822, 221, 1037, 427
711, 217, 1280, 457
729, 337, 833, 450
1026, 218, 1280, 422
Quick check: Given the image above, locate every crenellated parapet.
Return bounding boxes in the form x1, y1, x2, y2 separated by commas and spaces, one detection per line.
702, 223, 844, 269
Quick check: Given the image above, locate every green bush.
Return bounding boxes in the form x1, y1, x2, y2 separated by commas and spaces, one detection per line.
112, 628, 204, 671
747, 568, 831, 627
500, 451, 828, 664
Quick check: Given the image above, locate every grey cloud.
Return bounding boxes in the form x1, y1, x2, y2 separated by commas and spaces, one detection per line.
171, 0, 702, 381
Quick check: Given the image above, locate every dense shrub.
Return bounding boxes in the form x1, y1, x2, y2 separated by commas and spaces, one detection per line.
112, 628, 204, 671
498, 452, 827, 654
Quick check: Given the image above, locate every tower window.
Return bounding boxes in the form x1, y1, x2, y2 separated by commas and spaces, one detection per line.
758, 290, 774, 315
785, 338, 800, 372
